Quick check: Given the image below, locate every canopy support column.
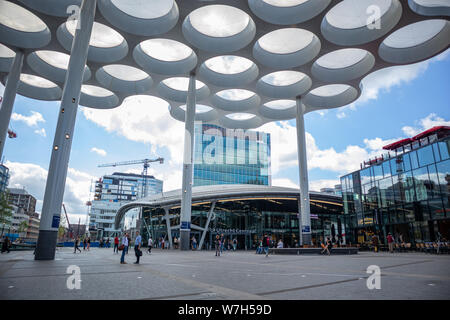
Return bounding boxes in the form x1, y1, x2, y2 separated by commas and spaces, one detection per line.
198, 202, 216, 251
296, 97, 312, 246
0, 50, 24, 161
180, 72, 196, 250
35, 0, 97, 260
164, 207, 173, 250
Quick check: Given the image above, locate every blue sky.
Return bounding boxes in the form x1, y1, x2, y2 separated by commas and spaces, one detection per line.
1, 50, 449, 224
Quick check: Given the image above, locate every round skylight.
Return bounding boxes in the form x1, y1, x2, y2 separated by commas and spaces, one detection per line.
205, 56, 254, 75
258, 28, 314, 55
102, 65, 149, 82
163, 77, 205, 91
81, 85, 115, 97
140, 39, 192, 62
216, 89, 255, 101
383, 20, 447, 49
310, 84, 350, 97
180, 105, 213, 113
261, 71, 306, 86
226, 113, 256, 121
189, 5, 250, 38
264, 100, 296, 110
0, 1, 47, 33
111, 0, 173, 19
316, 49, 368, 69
66, 21, 125, 48
35, 50, 70, 70
20, 74, 57, 88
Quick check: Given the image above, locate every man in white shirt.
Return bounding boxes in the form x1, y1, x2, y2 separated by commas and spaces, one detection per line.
120, 233, 128, 264
134, 231, 142, 264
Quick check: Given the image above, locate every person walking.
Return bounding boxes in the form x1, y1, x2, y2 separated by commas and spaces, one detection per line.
74, 236, 81, 254
372, 233, 379, 253
161, 237, 165, 250
191, 236, 197, 250
120, 233, 128, 264
87, 237, 91, 251
147, 237, 153, 254
215, 235, 221, 257
134, 231, 142, 264
232, 238, 237, 251
387, 233, 394, 253
83, 237, 87, 251
113, 236, 119, 253
1, 236, 10, 254
220, 234, 224, 254
262, 234, 270, 257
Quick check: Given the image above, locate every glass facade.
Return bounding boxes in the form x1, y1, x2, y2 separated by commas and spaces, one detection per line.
0, 164, 9, 194
90, 172, 163, 239
340, 136, 450, 245
141, 194, 343, 249
193, 124, 271, 186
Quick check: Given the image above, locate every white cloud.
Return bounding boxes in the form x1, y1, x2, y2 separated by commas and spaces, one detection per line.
336, 49, 450, 118
272, 178, 298, 189
5, 161, 95, 224
401, 113, 450, 137
90, 147, 107, 157
34, 128, 46, 137
11, 111, 45, 127
81, 95, 185, 165
309, 179, 341, 192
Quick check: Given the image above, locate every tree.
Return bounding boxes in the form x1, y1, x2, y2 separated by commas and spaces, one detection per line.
18, 220, 29, 237
0, 191, 13, 237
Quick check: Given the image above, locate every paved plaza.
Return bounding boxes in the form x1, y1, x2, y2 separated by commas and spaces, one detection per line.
0, 248, 449, 300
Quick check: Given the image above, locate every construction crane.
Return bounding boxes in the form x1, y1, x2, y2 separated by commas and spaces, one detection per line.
62, 203, 73, 240
98, 157, 164, 199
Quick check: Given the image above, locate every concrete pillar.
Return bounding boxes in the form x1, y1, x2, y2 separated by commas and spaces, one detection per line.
0, 50, 24, 160
34, 0, 96, 260
296, 97, 312, 246
164, 207, 173, 249
179, 72, 196, 250
198, 202, 216, 251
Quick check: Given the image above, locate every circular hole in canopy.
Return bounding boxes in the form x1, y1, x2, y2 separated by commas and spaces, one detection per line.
102, 65, 149, 81
20, 74, 57, 88
66, 21, 125, 48
81, 85, 115, 97
0, 1, 47, 32
261, 71, 306, 86
189, 5, 250, 38
205, 56, 254, 75
111, 0, 173, 19
162, 77, 205, 91
140, 38, 193, 62
216, 89, 255, 101
264, 100, 296, 110
226, 113, 256, 121
316, 48, 368, 69
180, 104, 213, 113
258, 28, 315, 54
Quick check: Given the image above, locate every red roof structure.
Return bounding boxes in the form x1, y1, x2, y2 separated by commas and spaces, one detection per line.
412, 126, 450, 141
382, 138, 412, 151
383, 126, 450, 151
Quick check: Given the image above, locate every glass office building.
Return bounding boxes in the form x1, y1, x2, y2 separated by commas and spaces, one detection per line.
0, 164, 9, 194
340, 126, 450, 245
89, 172, 163, 239
193, 124, 271, 186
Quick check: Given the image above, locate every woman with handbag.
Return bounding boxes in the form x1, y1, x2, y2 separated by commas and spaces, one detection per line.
120, 232, 128, 264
